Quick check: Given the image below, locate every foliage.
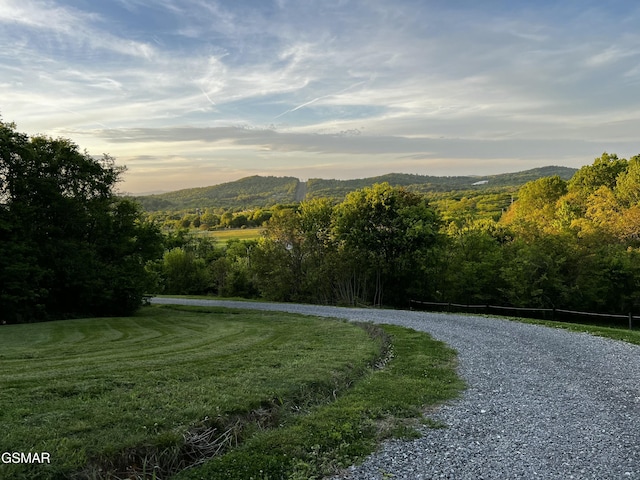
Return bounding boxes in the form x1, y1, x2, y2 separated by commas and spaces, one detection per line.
437, 221, 506, 304
0, 120, 163, 323
495, 152, 640, 313
568, 152, 628, 199
134, 167, 576, 213
333, 183, 440, 306
138, 152, 640, 317
134, 176, 300, 212
161, 247, 211, 294
245, 184, 442, 306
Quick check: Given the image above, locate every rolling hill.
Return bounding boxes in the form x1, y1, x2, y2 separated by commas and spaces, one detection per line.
133, 166, 577, 212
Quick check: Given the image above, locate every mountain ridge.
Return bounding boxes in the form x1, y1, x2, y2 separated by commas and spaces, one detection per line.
133, 166, 578, 212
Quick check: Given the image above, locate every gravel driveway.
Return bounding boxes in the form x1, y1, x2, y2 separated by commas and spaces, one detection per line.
151, 297, 640, 479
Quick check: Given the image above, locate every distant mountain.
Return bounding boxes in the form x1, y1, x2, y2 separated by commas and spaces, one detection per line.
134, 175, 300, 211
133, 166, 577, 212
306, 166, 577, 199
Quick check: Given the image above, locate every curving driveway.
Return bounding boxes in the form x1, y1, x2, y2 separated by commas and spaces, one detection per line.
151, 297, 640, 479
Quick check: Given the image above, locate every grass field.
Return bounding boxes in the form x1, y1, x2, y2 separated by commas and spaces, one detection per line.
191, 227, 263, 243
503, 316, 640, 345
0, 305, 462, 479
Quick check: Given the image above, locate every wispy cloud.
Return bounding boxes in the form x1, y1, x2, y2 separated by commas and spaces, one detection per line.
0, 0, 156, 59
2, 0, 640, 192
273, 81, 366, 120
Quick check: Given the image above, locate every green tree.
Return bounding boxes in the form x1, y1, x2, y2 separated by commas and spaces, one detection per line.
251, 208, 302, 301
200, 209, 220, 229
0, 120, 163, 322
160, 247, 210, 295
615, 155, 640, 207
219, 239, 258, 298
502, 175, 568, 235
498, 234, 577, 309
333, 183, 440, 306
568, 152, 628, 199
297, 198, 336, 303
439, 220, 506, 304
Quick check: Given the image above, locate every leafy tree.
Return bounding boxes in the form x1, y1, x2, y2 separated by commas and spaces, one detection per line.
568, 152, 628, 199
219, 239, 258, 298
498, 234, 578, 309
333, 183, 440, 306
230, 213, 249, 228
0, 120, 163, 322
502, 175, 567, 235
200, 209, 220, 229
615, 155, 640, 207
439, 220, 505, 304
297, 198, 337, 303
160, 247, 210, 295
251, 208, 303, 301
249, 208, 272, 226
251, 200, 339, 303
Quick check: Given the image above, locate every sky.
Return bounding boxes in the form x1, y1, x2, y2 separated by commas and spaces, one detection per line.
2, 0, 640, 194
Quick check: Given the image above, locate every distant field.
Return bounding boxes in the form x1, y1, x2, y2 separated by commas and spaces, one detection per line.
0, 305, 462, 479
192, 227, 263, 242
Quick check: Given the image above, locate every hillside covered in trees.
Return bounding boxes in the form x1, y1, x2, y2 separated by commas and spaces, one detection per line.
134, 166, 576, 212
305, 166, 576, 200
134, 175, 300, 211
151, 153, 640, 318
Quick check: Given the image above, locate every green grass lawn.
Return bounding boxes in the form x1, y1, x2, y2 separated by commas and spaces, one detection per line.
0, 305, 462, 479
192, 227, 263, 243
502, 316, 640, 345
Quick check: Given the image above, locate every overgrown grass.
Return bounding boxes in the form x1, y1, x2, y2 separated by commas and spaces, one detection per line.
0, 305, 463, 479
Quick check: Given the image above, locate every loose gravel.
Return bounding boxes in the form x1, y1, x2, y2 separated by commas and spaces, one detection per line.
151, 298, 640, 479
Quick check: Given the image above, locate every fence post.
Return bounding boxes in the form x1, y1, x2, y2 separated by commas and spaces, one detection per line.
630, 312, 634, 330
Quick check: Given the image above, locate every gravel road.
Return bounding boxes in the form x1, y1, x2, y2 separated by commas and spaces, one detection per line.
151, 297, 640, 479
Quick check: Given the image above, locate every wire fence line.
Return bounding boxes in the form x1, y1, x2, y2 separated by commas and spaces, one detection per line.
409, 300, 635, 330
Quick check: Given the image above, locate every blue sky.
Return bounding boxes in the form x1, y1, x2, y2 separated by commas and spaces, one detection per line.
2, 0, 640, 193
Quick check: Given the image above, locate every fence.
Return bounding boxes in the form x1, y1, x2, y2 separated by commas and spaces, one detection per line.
409, 300, 636, 330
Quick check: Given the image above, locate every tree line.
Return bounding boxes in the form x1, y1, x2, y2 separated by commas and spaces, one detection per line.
153, 152, 640, 316
2, 118, 638, 323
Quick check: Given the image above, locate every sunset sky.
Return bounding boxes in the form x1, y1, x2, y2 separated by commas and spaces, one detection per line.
2, 0, 640, 193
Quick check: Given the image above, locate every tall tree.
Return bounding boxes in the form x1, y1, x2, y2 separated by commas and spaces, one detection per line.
502, 175, 568, 235
0, 120, 163, 323
333, 183, 440, 306
615, 155, 640, 207
568, 152, 628, 199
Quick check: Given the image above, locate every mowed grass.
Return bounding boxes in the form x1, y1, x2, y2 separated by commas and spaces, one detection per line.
0, 305, 463, 479
192, 227, 263, 243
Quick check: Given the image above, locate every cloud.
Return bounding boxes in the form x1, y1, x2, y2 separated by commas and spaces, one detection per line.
3, 0, 640, 192
0, 0, 157, 59
91, 125, 638, 164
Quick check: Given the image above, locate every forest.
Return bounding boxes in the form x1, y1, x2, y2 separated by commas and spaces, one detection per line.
152, 152, 640, 316
2, 117, 639, 323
